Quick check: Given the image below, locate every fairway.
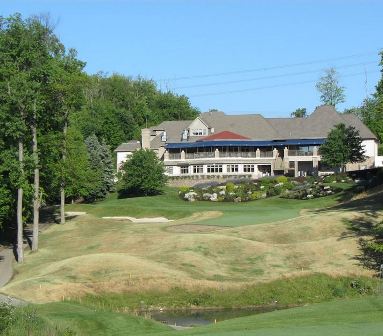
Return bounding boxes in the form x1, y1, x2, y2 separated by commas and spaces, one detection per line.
2, 188, 382, 303
65, 187, 347, 226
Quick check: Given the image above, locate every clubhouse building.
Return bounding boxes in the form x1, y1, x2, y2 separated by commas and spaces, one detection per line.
115, 105, 382, 179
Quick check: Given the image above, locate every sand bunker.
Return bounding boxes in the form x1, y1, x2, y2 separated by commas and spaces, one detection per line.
102, 216, 173, 223
65, 211, 87, 216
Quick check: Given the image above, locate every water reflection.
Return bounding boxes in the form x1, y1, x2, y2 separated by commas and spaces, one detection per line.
139, 306, 284, 327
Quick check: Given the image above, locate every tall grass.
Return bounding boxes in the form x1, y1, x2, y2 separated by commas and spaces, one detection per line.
0, 304, 75, 336
74, 274, 379, 312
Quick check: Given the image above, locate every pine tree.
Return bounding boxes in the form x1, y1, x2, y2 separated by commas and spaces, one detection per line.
84, 134, 114, 201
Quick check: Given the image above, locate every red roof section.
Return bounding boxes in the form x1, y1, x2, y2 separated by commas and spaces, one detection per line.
199, 131, 250, 141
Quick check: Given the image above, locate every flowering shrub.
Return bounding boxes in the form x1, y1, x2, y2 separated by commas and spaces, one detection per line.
281, 182, 341, 200
179, 177, 294, 202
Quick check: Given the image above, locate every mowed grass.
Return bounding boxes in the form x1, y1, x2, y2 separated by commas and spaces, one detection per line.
2, 188, 382, 303
181, 296, 383, 336
66, 186, 346, 226
16, 296, 383, 336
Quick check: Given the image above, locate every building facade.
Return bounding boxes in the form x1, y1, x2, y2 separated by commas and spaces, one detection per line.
115, 105, 381, 179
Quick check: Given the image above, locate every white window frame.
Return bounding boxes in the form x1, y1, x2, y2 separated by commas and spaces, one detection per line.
191, 129, 207, 136
207, 164, 223, 173
166, 166, 174, 175
193, 165, 203, 174
243, 164, 255, 173
227, 164, 239, 173
180, 166, 189, 174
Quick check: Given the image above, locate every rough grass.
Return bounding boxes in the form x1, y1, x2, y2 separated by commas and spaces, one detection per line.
2, 188, 382, 303
77, 273, 378, 311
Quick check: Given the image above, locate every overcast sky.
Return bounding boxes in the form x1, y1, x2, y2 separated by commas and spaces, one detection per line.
2, 0, 383, 116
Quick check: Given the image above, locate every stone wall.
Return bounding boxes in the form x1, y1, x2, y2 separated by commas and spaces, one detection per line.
167, 174, 252, 187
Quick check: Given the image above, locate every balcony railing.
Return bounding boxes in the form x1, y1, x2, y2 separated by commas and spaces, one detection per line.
288, 150, 313, 156
169, 153, 181, 160
167, 151, 274, 160
219, 151, 257, 158
260, 151, 273, 158
185, 152, 215, 159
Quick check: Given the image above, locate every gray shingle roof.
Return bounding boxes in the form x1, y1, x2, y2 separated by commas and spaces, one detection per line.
114, 141, 141, 152
200, 112, 279, 140
150, 120, 193, 143
145, 105, 377, 149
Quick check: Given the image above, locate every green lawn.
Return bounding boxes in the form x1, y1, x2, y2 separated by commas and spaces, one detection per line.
181, 296, 383, 336
67, 187, 344, 227
20, 296, 383, 336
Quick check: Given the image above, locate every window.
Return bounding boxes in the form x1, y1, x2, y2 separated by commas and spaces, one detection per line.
243, 164, 255, 173
166, 166, 174, 175
207, 164, 223, 173
289, 161, 295, 169
193, 165, 203, 174
180, 166, 189, 174
227, 164, 239, 173
191, 129, 207, 136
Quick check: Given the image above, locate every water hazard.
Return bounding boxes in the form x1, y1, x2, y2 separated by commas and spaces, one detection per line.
139, 306, 283, 327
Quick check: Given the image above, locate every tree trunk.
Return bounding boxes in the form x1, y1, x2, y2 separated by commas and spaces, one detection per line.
32, 103, 39, 252
17, 140, 24, 263
60, 116, 68, 224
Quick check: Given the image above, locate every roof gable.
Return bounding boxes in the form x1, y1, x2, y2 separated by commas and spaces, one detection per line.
199, 130, 250, 141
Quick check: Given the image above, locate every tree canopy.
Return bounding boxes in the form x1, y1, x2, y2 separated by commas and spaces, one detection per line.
320, 123, 365, 171
291, 107, 307, 118
0, 13, 198, 251
316, 68, 345, 107
117, 149, 167, 197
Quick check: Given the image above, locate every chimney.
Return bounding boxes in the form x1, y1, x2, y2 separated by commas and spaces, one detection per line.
141, 128, 151, 149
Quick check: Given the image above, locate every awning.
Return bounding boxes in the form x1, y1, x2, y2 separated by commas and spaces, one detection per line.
165, 139, 325, 149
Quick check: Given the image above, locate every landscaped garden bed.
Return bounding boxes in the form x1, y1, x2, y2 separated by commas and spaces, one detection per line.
179, 175, 347, 202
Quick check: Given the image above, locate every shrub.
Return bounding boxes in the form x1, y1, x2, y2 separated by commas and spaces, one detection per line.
275, 175, 289, 184
225, 182, 235, 193
117, 149, 167, 197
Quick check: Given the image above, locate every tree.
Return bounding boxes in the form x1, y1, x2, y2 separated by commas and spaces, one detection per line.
74, 74, 199, 150
320, 123, 365, 172
316, 68, 345, 106
344, 97, 383, 143
84, 134, 114, 201
117, 149, 167, 197
48, 49, 86, 224
291, 108, 307, 118
56, 126, 100, 202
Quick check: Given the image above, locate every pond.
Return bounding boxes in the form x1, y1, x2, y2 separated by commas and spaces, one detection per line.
138, 306, 286, 327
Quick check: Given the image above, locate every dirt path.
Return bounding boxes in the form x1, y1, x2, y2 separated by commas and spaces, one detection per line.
0, 247, 14, 288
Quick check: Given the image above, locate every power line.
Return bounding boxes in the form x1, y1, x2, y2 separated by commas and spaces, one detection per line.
174, 61, 377, 89
156, 49, 380, 82
188, 70, 379, 98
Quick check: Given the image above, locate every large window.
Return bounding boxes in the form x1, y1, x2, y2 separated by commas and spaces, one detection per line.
193, 165, 203, 174
207, 164, 223, 173
180, 166, 189, 174
227, 164, 239, 173
243, 164, 255, 172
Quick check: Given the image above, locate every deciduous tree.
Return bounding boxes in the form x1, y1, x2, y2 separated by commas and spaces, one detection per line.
316, 68, 345, 107
117, 149, 166, 197
320, 123, 365, 172
291, 107, 307, 118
